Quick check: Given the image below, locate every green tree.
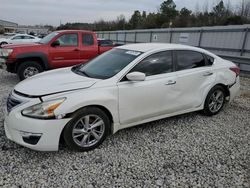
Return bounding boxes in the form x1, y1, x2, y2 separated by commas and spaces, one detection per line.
212, 0, 229, 25
129, 10, 143, 29
175, 7, 192, 27
158, 0, 179, 27
144, 13, 158, 29
116, 15, 126, 30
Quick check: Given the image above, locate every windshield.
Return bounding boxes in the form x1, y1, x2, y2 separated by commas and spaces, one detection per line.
72, 49, 142, 79
39, 32, 59, 44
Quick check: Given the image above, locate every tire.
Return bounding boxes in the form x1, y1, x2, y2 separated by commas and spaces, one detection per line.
0, 42, 8, 46
203, 85, 226, 116
17, 61, 43, 80
63, 107, 110, 152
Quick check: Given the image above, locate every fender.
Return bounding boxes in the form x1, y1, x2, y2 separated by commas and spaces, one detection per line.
15, 52, 50, 70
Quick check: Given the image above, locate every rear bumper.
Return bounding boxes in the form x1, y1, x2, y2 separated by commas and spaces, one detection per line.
229, 76, 240, 102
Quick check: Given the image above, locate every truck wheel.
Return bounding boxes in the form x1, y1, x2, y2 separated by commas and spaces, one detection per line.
17, 61, 43, 80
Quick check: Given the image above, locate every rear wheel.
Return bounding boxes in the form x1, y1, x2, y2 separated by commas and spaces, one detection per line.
203, 85, 226, 116
17, 61, 43, 80
63, 107, 110, 152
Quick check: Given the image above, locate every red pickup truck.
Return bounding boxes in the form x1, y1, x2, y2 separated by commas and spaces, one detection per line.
0, 30, 114, 80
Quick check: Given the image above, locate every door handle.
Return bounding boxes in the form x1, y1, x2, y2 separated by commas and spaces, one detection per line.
74, 48, 80, 51
165, 80, 176, 85
203, 71, 213, 76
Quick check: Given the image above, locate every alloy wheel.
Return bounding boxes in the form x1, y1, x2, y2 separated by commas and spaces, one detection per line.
23, 67, 39, 78
72, 115, 105, 147
208, 90, 224, 113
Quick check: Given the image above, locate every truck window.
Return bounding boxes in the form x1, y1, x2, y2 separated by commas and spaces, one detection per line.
39, 32, 59, 44
57, 33, 78, 46
82, 34, 94, 46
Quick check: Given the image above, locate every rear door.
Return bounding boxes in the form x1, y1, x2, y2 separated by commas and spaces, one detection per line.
23, 36, 35, 43
118, 51, 179, 125
174, 50, 215, 110
49, 32, 81, 68
79, 33, 98, 64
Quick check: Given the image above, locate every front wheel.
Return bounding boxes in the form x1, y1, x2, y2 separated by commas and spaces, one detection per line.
203, 85, 226, 116
17, 61, 43, 80
63, 107, 110, 152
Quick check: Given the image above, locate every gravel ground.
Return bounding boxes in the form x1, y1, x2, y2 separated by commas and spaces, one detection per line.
0, 70, 249, 188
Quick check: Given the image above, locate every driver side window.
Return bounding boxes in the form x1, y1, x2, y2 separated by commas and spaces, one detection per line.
130, 51, 173, 76
56, 33, 78, 46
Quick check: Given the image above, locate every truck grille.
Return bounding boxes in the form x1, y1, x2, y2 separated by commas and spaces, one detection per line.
7, 94, 23, 113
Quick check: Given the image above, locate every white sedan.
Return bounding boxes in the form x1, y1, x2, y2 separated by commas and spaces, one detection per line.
4, 43, 240, 152
0, 34, 40, 46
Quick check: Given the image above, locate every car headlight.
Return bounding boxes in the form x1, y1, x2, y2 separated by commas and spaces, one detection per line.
22, 98, 66, 119
0, 49, 13, 57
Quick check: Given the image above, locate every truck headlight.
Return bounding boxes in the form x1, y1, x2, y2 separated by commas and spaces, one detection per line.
0, 49, 13, 57
22, 98, 66, 119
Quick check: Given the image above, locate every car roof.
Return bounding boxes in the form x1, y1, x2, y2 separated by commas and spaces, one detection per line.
116, 43, 215, 56
56, 30, 94, 33
12, 34, 34, 37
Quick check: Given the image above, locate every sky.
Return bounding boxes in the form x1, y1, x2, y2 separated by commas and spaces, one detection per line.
0, 0, 240, 26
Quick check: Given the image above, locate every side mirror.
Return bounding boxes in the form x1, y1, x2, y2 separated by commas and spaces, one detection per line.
51, 40, 60, 47
126, 72, 146, 82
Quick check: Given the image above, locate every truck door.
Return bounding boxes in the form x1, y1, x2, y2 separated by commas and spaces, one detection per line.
49, 32, 81, 68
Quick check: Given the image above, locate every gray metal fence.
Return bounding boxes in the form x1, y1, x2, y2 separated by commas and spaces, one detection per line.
96, 25, 250, 73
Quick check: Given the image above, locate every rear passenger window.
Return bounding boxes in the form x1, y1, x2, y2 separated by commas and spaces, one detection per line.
131, 51, 173, 76
82, 34, 94, 46
176, 51, 206, 71
24, 36, 34, 39
206, 55, 214, 65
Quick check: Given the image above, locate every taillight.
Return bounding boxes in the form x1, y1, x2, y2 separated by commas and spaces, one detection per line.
229, 66, 240, 77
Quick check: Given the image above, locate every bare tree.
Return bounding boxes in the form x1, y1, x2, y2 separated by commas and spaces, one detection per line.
195, 2, 200, 15
238, 0, 250, 17
203, 1, 209, 13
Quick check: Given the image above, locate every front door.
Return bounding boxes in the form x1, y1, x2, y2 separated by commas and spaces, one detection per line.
49, 32, 81, 68
118, 51, 179, 125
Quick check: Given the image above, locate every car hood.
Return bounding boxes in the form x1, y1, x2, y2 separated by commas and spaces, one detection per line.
14, 67, 99, 96
2, 42, 44, 49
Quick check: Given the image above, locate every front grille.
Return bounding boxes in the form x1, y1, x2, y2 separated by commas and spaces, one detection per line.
7, 94, 23, 113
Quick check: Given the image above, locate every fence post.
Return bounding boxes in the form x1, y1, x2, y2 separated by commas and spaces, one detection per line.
109, 32, 111, 40
198, 29, 203, 47
241, 27, 248, 56
102, 33, 104, 38
169, 30, 172, 43
134, 32, 137, 43
116, 32, 118, 43
124, 32, 127, 44
150, 31, 153, 43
